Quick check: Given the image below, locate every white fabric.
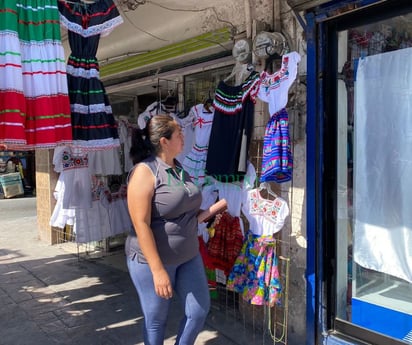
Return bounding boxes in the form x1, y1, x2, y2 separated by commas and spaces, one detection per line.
181, 104, 214, 185
100, 185, 133, 237
117, 119, 134, 173
54, 139, 123, 176
74, 199, 110, 243
137, 102, 167, 129
241, 163, 289, 236
176, 110, 196, 164
53, 146, 68, 173
50, 175, 76, 228
87, 148, 122, 175
53, 147, 92, 209
74, 182, 111, 243
0, 36, 68, 97
197, 184, 219, 242
257, 51, 301, 115
353, 47, 412, 283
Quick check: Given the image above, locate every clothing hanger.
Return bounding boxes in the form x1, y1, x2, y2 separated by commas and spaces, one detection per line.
175, 109, 187, 119
162, 90, 178, 113
224, 65, 237, 83
203, 91, 214, 113
224, 62, 254, 85
258, 182, 277, 198
162, 89, 176, 104
264, 53, 283, 74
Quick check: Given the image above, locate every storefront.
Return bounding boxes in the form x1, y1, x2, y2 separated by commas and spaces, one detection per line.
294, 0, 412, 343
76, 5, 302, 342
0, 150, 35, 199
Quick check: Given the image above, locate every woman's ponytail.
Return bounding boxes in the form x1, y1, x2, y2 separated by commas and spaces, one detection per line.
129, 127, 152, 165
129, 114, 177, 164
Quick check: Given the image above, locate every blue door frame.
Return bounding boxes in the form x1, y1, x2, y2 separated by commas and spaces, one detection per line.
305, 9, 319, 345
304, 1, 389, 344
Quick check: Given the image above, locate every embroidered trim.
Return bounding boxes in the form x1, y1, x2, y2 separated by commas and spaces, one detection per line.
249, 189, 286, 222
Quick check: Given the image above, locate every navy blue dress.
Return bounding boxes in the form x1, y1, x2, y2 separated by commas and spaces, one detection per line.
58, 0, 123, 150
205, 72, 260, 183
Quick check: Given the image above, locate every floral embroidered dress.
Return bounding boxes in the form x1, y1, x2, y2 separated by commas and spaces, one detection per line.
227, 165, 290, 306
0, 0, 72, 149
54, 146, 92, 210
58, 0, 123, 150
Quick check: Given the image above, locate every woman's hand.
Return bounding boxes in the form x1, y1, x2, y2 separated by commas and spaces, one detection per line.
152, 268, 173, 299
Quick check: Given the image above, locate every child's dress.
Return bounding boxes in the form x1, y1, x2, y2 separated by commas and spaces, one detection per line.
182, 104, 215, 186
227, 164, 290, 306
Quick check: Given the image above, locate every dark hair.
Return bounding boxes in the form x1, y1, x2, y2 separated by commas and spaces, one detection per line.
129, 114, 177, 164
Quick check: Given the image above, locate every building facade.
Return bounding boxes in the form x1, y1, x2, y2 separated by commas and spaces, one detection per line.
34, 0, 412, 344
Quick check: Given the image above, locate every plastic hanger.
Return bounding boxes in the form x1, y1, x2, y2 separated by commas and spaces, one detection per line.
258, 182, 277, 198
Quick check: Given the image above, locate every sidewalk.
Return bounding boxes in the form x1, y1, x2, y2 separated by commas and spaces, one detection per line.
0, 197, 250, 345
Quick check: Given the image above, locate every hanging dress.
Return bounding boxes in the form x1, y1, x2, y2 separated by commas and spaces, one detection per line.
182, 104, 215, 187
257, 52, 301, 183
227, 163, 290, 306
206, 72, 260, 182
58, 0, 123, 150
54, 146, 92, 210
175, 109, 196, 164
74, 177, 111, 243
0, 0, 72, 149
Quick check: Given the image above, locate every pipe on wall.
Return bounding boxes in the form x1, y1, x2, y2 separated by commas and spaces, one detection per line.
244, 0, 252, 38
273, 0, 281, 32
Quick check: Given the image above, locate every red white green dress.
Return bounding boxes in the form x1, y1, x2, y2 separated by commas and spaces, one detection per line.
0, 0, 72, 149
58, 0, 123, 150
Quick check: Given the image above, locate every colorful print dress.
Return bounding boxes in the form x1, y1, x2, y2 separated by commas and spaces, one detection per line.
58, 0, 123, 150
0, 0, 72, 149
227, 231, 282, 306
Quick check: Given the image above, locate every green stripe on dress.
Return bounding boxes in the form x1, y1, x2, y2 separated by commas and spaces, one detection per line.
69, 90, 105, 96
0, 1, 61, 41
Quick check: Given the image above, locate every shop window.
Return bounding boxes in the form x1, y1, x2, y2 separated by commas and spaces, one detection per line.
335, 12, 412, 344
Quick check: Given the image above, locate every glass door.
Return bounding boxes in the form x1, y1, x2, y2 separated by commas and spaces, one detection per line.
334, 10, 412, 344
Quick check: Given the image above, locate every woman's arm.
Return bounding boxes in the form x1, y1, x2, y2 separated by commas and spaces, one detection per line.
127, 164, 173, 299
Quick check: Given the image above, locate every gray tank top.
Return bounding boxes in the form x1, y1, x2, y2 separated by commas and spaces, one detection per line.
125, 155, 202, 265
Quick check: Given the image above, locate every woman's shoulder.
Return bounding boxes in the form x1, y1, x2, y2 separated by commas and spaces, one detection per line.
137, 155, 157, 170
128, 156, 157, 181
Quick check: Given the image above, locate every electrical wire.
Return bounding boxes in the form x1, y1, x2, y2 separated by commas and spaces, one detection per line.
115, 0, 237, 45
63, 0, 238, 43
146, 0, 237, 33
114, 0, 169, 41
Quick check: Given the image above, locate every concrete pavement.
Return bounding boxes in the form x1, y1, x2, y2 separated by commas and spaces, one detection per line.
0, 197, 262, 345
